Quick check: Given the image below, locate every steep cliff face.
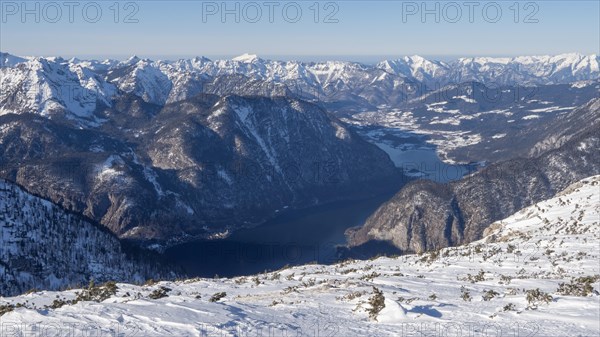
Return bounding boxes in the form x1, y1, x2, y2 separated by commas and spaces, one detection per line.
347, 100, 600, 253
0, 179, 171, 296
0, 94, 400, 244
346, 180, 461, 253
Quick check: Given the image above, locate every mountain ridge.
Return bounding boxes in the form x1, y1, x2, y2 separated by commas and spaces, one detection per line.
2, 52, 597, 119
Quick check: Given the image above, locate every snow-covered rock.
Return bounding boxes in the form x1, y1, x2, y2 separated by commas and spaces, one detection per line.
0, 52, 27, 68
0, 56, 117, 126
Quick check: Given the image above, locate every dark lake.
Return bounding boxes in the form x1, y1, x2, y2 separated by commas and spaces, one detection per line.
163, 132, 480, 278
163, 193, 394, 278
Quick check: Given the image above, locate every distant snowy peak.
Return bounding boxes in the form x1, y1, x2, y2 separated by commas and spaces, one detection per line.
453, 53, 600, 85
0, 56, 117, 123
103, 53, 410, 107
0, 52, 27, 68
379, 53, 599, 86
377, 55, 448, 82
471, 53, 598, 70
124, 55, 141, 65
111, 58, 173, 105
232, 53, 261, 63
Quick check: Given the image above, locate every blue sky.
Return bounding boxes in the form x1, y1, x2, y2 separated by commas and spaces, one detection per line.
1, 1, 598, 62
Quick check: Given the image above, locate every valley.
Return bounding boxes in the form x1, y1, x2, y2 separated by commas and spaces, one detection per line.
2, 1, 599, 334
0, 52, 598, 335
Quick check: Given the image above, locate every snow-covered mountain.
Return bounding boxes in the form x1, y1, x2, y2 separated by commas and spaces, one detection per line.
378, 55, 450, 85
0, 52, 27, 68
1, 53, 598, 241
0, 179, 173, 296
105, 54, 413, 109
380, 53, 600, 87
3, 52, 596, 120
1, 175, 598, 336
90, 52, 600, 110
0, 56, 117, 126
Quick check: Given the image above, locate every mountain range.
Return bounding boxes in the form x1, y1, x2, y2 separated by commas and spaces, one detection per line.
2, 52, 598, 119
0, 52, 598, 296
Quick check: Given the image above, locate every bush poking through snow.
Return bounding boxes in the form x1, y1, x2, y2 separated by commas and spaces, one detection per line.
209, 292, 227, 302
0, 304, 15, 316
499, 275, 512, 285
75, 280, 118, 303
465, 270, 486, 283
340, 291, 365, 301
148, 286, 171, 300
460, 286, 472, 302
557, 276, 599, 296
50, 299, 67, 309
525, 289, 553, 309
367, 287, 385, 321
482, 289, 500, 301
144, 279, 157, 286
360, 272, 380, 282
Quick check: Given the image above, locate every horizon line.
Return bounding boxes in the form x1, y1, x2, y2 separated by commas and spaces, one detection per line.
2, 51, 597, 64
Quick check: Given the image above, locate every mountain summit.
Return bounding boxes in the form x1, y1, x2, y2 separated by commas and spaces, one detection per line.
232, 53, 260, 62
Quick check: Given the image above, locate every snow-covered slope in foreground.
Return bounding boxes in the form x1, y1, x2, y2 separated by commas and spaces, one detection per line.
2, 176, 599, 336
